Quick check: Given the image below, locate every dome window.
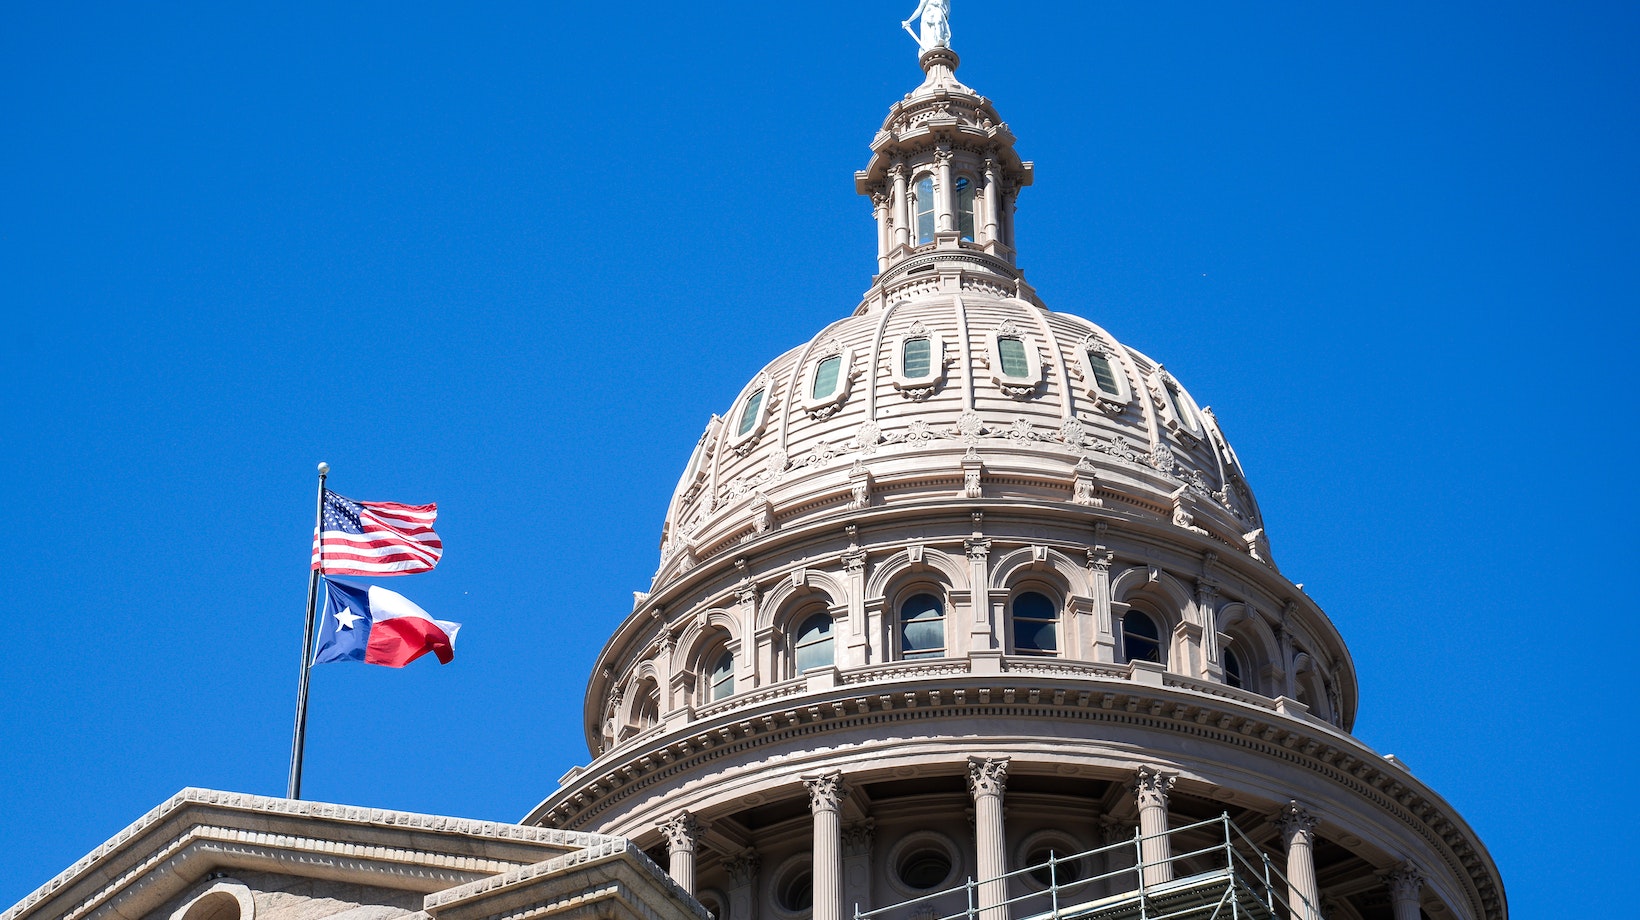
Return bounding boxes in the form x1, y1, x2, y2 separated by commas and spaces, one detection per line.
727, 374, 775, 450
800, 344, 855, 418
709, 650, 735, 701
956, 176, 976, 242
890, 326, 946, 398
900, 593, 945, 659
1077, 335, 1131, 410
1121, 610, 1163, 664
913, 175, 936, 245
986, 319, 1042, 397
737, 389, 765, 437
794, 613, 834, 673
1154, 370, 1205, 439
1012, 591, 1058, 655
1222, 647, 1244, 690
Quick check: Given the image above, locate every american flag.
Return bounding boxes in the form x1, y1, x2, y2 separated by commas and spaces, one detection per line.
310, 491, 442, 576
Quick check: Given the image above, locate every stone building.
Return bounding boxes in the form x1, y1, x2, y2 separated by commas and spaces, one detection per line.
2, 29, 1505, 920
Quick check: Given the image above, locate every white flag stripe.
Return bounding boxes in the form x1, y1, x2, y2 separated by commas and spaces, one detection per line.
364, 507, 437, 524
365, 585, 439, 624
313, 538, 441, 562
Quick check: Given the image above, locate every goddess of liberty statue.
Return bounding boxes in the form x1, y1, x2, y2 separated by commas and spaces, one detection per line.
902, 0, 951, 54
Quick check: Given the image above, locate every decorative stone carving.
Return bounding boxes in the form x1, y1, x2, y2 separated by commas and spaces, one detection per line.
848, 460, 873, 509
841, 820, 876, 857
659, 811, 703, 853
1385, 862, 1423, 901
1133, 765, 1176, 810
962, 450, 984, 498
855, 420, 882, 456
966, 756, 1009, 798
804, 771, 849, 812
724, 852, 761, 888
1276, 801, 1319, 844
1072, 460, 1102, 507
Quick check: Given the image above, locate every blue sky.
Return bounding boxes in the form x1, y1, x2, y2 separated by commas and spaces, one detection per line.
2, 2, 1635, 916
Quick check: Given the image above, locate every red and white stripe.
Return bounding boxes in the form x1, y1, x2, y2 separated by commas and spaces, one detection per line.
312, 500, 443, 576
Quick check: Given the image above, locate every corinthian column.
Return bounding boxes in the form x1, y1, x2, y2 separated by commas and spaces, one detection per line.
967, 757, 1010, 920
1276, 802, 1322, 920
725, 851, 761, 920
659, 810, 703, 895
1385, 862, 1424, 920
805, 772, 849, 920
1133, 766, 1176, 887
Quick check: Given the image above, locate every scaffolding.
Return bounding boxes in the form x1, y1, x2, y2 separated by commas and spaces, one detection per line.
855, 814, 1319, 920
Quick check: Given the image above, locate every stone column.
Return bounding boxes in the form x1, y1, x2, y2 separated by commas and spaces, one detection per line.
891, 164, 911, 250
805, 772, 849, 920
873, 192, 891, 273
1089, 544, 1116, 662
1276, 802, 1322, 920
725, 851, 761, 920
842, 820, 875, 918
1385, 862, 1424, 920
935, 146, 956, 233
967, 757, 1010, 920
967, 535, 994, 652
659, 811, 703, 895
1133, 766, 1176, 887
843, 543, 869, 667
982, 159, 1001, 245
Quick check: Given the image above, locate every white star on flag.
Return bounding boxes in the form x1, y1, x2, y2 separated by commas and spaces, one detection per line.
333, 608, 364, 630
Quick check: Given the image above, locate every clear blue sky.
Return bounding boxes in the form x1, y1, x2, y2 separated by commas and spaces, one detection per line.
2, 2, 1635, 916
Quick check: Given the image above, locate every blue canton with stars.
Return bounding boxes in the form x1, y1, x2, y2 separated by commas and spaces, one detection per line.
320, 491, 366, 535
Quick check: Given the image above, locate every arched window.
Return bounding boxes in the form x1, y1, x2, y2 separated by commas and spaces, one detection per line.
955, 176, 975, 241
794, 613, 834, 673
1121, 610, 1163, 664
900, 593, 945, 659
812, 355, 842, 400
709, 650, 735, 701
1086, 348, 1121, 396
1222, 648, 1244, 690
737, 389, 765, 437
1012, 591, 1058, 655
913, 175, 936, 244
903, 337, 933, 379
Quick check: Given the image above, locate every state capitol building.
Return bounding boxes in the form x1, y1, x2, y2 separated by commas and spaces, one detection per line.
3, 17, 1505, 920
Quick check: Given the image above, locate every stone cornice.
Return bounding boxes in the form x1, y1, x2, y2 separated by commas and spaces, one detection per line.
3, 788, 614, 920
424, 838, 712, 920
533, 671, 1500, 920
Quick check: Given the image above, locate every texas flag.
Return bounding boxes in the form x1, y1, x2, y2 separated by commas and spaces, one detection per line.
314, 579, 461, 668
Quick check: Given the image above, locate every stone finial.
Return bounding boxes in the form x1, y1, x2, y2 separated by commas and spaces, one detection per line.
967, 756, 1009, 798
659, 811, 703, 853
803, 771, 849, 812
1133, 765, 1177, 810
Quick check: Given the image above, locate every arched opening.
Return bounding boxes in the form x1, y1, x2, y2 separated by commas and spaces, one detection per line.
812, 355, 842, 400
736, 389, 765, 437
913, 175, 936, 244
1011, 591, 1058, 656
899, 592, 945, 659
1121, 610, 1163, 664
708, 649, 735, 701
955, 175, 976, 241
1222, 647, 1245, 690
794, 612, 834, 673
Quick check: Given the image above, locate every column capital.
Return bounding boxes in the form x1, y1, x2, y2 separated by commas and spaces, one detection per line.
724, 850, 761, 888
967, 756, 1010, 798
1133, 765, 1177, 810
1384, 861, 1424, 901
1275, 800, 1319, 845
659, 811, 703, 854
842, 819, 876, 857
804, 771, 850, 812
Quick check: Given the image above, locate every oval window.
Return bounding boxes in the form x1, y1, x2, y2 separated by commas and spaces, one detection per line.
812, 355, 842, 400
903, 337, 932, 379
737, 389, 765, 437
1026, 847, 1085, 887
778, 867, 814, 912
998, 337, 1029, 378
898, 846, 954, 890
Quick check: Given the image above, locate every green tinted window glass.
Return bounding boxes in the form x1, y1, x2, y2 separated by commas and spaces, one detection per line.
812, 356, 842, 399
903, 338, 932, 378
737, 389, 764, 436
1087, 350, 1120, 395
998, 337, 1029, 377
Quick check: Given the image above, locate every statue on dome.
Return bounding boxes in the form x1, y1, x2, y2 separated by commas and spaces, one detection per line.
902, 0, 951, 54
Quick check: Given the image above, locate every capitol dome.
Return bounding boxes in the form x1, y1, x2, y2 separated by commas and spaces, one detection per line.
533, 39, 1503, 920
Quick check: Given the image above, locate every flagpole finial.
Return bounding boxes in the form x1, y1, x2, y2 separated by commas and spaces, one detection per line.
317, 461, 330, 477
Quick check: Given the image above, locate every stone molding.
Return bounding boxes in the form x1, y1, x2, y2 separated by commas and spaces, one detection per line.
1133, 765, 1177, 810
659, 811, 703, 854
966, 756, 1010, 799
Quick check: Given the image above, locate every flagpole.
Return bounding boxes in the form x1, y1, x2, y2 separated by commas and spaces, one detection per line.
287, 460, 329, 800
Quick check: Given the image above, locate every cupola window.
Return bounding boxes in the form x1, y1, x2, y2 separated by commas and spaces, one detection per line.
1012, 591, 1058, 655
1222, 648, 1244, 690
1121, 610, 1163, 664
812, 355, 842, 400
737, 389, 765, 437
794, 613, 834, 673
914, 176, 936, 244
1087, 350, 1120, 395
903, 337, 932, 379
956, 176, 976, 242
997, 337, 1029, 378
709, 650, 735, 701
1156, 371, 1205, 437
900, 593, 945, 659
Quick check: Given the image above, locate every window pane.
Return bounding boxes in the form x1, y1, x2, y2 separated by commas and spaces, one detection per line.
795, 613, 834, 672
998, 337, 1029, 377
737, 389, 764, 436
710, 651, 735, 700
1014, 619, 1057, 652
1123, 610, 1159, 640
1164, 382, 1194, 429
1223, 650, 1243, 689
956, 176, 975, 242
1014, 591, 1055, 620
900, 593, 944, 657
812, 355, 842, 399
915, 177, 936, 244
1127, 637, 1161, 663
903, 337, 932, 379
1087, 351, 1120, 395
